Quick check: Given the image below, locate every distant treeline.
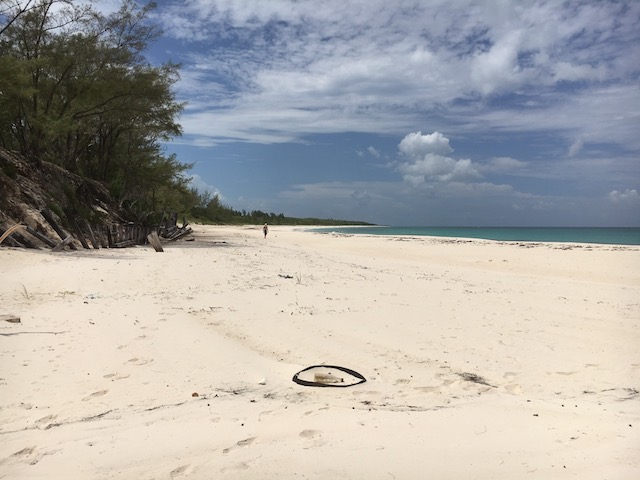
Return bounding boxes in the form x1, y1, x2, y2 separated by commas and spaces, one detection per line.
190, 192, 371, 226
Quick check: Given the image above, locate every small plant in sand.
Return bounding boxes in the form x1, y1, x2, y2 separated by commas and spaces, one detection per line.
19, 283, 32, 301
295, 271, 303, 284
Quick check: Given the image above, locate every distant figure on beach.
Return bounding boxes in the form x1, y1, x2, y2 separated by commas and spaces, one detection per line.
263, 223, 269, 239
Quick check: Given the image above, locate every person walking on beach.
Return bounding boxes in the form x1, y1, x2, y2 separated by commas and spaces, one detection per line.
263, 223, 269, 239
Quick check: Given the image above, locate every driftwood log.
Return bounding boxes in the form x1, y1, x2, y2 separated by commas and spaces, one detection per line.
1, 211, 192, 252
52, 235, 74, 252
82, 219, 100, 249
69, 216, 90, 249
0, 224, 26, 245
41, 209, 77, 250
147, 231, 164, 252
1, 314, 21, 324
25, 225, 57, 248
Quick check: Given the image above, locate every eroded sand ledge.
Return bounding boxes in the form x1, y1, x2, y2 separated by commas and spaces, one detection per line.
1, 225, 639, 479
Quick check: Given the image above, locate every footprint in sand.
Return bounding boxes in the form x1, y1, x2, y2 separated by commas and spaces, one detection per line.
414, 386, 440, 393
170, 464, 191, 478
103, 372, 130, 380
35, 414, 57, 426
352, 390, 380, 397
82, 390, 108, 401
11, 446, 36, 457
502, 372, 523, 395
126, 357, 153, 366
7, 446, 57, 466
223, 437, 256, 454
504, 383, 524, 395
300, 429, 325, 448
7, 446, 37, 464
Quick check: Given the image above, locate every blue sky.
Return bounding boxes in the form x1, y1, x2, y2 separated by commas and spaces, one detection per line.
141, 1, 637, 225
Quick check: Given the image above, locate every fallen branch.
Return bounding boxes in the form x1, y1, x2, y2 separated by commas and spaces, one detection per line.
52, 235, 74, 252
0, 224, 26, 245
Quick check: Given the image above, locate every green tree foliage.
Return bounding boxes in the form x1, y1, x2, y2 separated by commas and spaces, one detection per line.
0, 0, 195, 219
0, 1, 368, 227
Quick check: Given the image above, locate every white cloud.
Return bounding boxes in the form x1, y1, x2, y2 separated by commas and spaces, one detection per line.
568, 138, 584, 157
607, 189, 639, 203
367, 146, 381, 158
281, 181, 389, 202
456, 84, 640, 151
152, 0, 640, 148
187, 173, 223, 198
399, 154, 481, 184
399, 131, 453, 157
397, 132, 480, 184
471, 30, 523, 95
277, 180, 406, 222
552, 62, 607, 83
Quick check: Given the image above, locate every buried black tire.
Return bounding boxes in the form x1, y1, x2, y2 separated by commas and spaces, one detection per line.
292, 365, 366, 387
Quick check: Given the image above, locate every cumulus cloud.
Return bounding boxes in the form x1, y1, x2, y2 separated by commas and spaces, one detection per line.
607, 189, 639, 203
398, 131, 453, 157
397, 132, 480, 184
187, 174, 223, 198
399, 155, 480, 184
367, 146, 381, 158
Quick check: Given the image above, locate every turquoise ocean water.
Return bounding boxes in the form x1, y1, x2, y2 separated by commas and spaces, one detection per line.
312, 227, 640, 246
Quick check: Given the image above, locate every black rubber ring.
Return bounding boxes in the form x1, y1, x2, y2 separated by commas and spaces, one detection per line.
292, 364, 367, 387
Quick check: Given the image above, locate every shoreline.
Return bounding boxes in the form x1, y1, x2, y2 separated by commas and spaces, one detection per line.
1, 224, 639, 479
304, 225, 640, 247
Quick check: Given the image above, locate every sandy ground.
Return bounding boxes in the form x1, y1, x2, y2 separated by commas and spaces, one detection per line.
1, 225, 639, 479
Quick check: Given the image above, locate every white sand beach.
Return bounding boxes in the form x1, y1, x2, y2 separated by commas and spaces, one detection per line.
1, 225, 639, 479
